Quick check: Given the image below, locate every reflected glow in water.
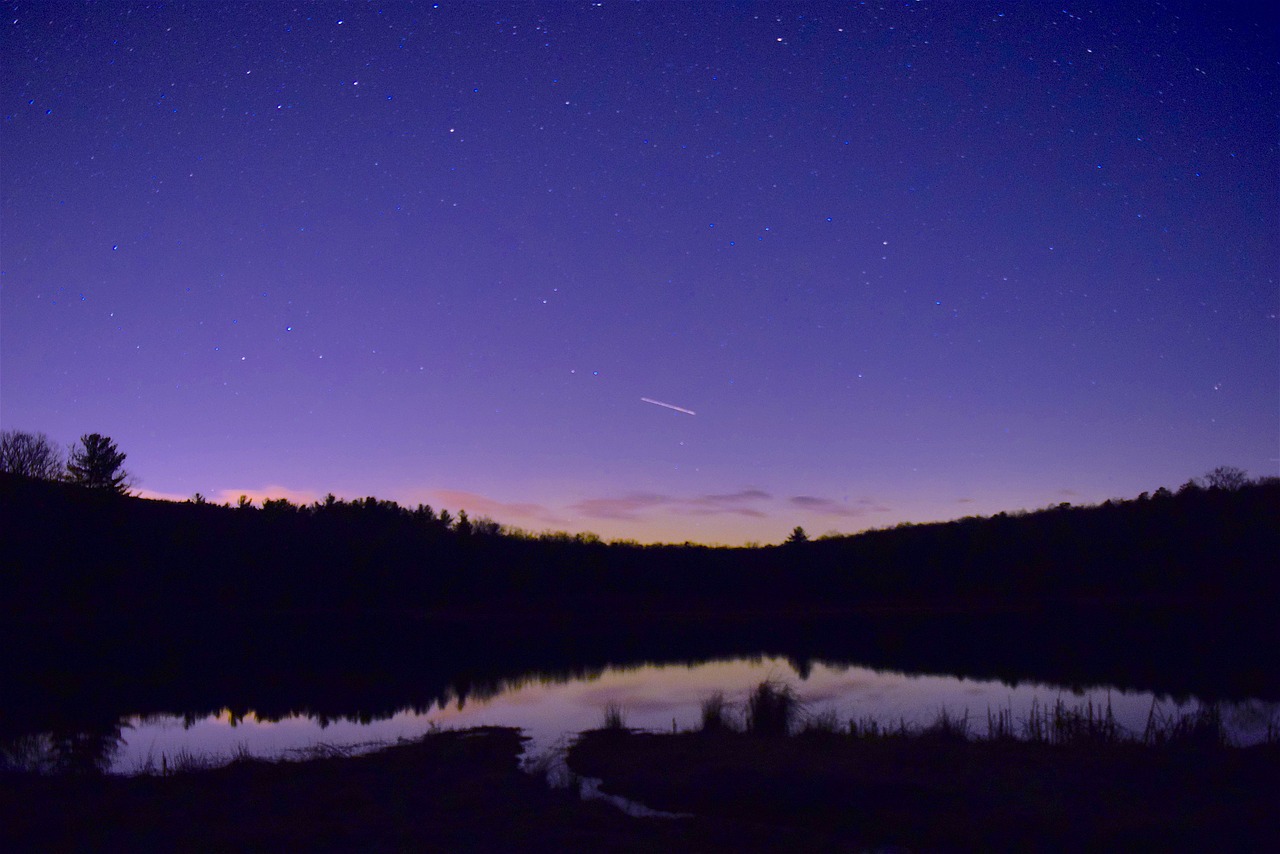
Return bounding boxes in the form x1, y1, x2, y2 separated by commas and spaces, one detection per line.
110, 658, 1273, 774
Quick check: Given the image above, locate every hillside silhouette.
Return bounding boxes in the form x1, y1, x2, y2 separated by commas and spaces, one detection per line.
2, 471, 1276, 622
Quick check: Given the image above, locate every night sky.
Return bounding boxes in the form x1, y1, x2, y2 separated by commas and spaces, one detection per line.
3, 2, 1276, 545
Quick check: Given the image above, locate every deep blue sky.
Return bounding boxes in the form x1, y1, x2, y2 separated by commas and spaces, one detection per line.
3, 2, 1276, 544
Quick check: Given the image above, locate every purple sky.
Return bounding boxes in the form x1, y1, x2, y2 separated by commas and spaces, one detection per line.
3, 2, 1276, 545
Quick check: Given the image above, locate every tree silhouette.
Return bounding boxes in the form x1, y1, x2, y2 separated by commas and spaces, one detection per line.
786, 526, 810, 545
66, 433, 129, 492
1203, 466, 1248, 491
0, 429, 64, 480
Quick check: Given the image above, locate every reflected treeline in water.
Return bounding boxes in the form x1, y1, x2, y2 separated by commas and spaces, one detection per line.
0, 726, 126, 776
3, 607, 1278, 772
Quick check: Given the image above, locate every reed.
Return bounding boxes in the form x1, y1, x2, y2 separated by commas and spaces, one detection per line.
986, 706, 1017, 742
601, 702, 627, 731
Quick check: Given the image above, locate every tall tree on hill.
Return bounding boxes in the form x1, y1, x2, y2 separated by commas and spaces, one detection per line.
786, 526, 810, 545
0, 429, 65, 480
66, 433, 129, 493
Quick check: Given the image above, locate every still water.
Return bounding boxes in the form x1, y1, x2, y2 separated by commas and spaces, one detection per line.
107, 656, 1275, 775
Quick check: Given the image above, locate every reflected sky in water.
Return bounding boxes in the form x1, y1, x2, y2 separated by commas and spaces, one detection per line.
108, 658, 1276, 774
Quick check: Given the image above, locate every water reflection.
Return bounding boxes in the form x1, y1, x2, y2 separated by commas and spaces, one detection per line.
5, 609, 1278, 776
1, 723, 126, 775
7, 657, 1271, 776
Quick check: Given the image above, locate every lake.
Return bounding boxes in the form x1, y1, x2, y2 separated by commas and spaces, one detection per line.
11, 655, 1277, 776
3, 612, 1276, 775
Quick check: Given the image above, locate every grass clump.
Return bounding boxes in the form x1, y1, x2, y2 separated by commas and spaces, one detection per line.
699, 691, 732, 733
745, 679, 800, 737
600, 702, 627, 731
920, 707, 972, 743
1143, 702, 1225, 748
799, 707, 842, 736
847, 715, 888, 739
1050, 697, 1120, 746
1017, 697, 1121, 746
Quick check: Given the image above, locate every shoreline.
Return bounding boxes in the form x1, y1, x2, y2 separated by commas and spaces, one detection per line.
5, 714, 1278, 852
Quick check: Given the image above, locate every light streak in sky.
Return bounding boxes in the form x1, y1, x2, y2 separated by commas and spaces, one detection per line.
641, 397, 696, 416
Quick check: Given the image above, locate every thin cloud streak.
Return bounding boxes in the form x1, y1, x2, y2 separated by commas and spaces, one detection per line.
570, 488, 888, 524
569, 493, 671, 521
684, 489, 773, 517
569, 491, 775, 521
431, 489, 568, 526
789, 496, 889, 518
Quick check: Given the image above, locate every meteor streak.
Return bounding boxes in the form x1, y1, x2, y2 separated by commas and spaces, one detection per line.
641, 397, 696, 416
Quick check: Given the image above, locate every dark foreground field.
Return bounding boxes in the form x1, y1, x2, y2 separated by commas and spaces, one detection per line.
0, 727, 824, 852
0, 728, 669, 852
4, 724, 1278, 852
567, 728, 1280, 852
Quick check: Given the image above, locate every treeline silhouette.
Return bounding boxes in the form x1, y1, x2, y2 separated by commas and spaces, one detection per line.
3, 471, 1278, 753
1, 471, 1276, 622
